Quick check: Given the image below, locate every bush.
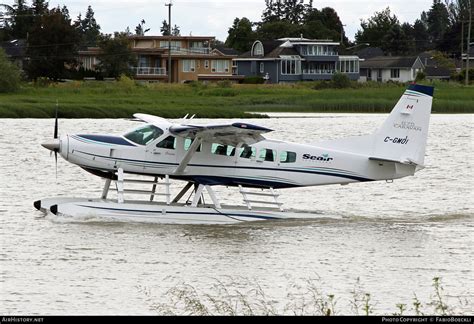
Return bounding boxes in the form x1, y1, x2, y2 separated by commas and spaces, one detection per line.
331, 72, 351, 88
456, 68, 474, 83
0, 48, 22, 92
415, 71, 426, 82
241, 76, 264, 84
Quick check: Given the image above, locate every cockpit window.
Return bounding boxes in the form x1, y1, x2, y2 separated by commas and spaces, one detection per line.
124, 124, 164, 145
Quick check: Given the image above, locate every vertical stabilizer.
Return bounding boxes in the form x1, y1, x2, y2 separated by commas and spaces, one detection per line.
372, 84, 434, 165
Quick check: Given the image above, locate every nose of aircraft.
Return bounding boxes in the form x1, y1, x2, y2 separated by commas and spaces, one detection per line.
41, 139, 60, 152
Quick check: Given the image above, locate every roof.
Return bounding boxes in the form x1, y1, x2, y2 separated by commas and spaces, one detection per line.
360, 56, 420, 69
213, 46, 240, 56
355, 47, 383, 59
0, 39, 27, 58
424, 66, 451, 78
130, 35, 215, 41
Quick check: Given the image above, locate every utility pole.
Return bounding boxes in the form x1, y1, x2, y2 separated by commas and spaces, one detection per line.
466, 1, 472, 86
165, 1, 173, 83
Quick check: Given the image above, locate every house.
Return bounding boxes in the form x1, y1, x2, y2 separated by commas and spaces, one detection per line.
0, 39, 27, 69
359, 56, 424, 82
78, 35, 243, 83
461, 45, 474, 69
233, 37, 360, 84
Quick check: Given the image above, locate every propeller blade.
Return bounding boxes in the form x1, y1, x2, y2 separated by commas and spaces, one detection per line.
55, 151, 58, 179
54, 100, 58, 139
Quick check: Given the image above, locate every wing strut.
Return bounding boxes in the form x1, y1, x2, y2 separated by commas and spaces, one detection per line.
173, 137, 202, 175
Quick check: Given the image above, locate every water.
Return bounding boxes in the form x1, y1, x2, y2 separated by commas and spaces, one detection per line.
0, 114, 473, 315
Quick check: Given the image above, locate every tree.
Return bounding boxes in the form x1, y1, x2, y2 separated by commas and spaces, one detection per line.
74, 5, 101, 47
256, 20, 302, 40
355, 7, 400, 49
160, 20, 169, 36
225, 17, 255, 52
304, 7, 347, 44
135, 19, 150, 36
382, 24, 414, 55
25, 7, 81, 80
0, 48, 21, 92
97, 32, 137, 78
424, 0, 450, 48
6, 0, 34, 40
413, 19, 430, 52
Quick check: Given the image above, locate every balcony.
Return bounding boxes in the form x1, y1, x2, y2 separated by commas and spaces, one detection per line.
133, 67, 167, 76
157, 46, 211, 55
302, 69, 336, 75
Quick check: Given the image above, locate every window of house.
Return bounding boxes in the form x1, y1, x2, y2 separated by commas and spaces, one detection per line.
252, 41, 264, 56
159, 40, 182, 49
211, 143, 235, 156
211, 60, 230, 73
260, 62, 264, 73
182, 60, 196, 72
156, 136, 176, 149
280, 151, 297, 163
391, 68, 400, 78
258, 148, 276, 162
184, 138, 201, 152
281, 56, 301, 75
239, 145, 256, 159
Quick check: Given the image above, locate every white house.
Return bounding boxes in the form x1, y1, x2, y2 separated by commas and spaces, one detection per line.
359, 56, 424, 82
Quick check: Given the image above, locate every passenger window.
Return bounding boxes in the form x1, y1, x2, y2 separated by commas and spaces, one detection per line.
184, 138, 201, 152
280, 151, 296, 163
259, 148, 276, 162
156, 136, 176, 149
211, 143, 235, 156
239, 145, 256, 159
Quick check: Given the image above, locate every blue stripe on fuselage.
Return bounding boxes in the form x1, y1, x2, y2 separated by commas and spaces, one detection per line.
76, 134, 136, 146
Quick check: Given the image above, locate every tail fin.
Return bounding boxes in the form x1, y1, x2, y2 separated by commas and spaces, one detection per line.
371, 84, 433, 166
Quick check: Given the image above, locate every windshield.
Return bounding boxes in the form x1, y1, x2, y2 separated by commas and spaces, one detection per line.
124, 124, 164, 145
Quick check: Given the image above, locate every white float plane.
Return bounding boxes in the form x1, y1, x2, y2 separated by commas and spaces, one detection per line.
35, 84, 434, 224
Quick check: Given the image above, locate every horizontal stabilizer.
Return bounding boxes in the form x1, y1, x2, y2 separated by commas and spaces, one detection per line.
369, 156, 424, 167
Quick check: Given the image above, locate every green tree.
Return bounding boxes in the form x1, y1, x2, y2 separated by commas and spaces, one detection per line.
424, 0, 450, 49
382, 24, 414, 55
74, 5, 101, 47
6, 0, 34, 40
135, 19, 150, 36
25, 7, 80, 80
355, 7, 400, 49
160, 20, 169, 36
0, 47, 21, 92
225, 17, 255, 52
97, 32, 137, 78
413, 19, 430, 52
303, 7, 346, 44
256, 20, 302, 40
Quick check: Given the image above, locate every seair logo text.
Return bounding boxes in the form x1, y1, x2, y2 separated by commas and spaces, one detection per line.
384, 136, 409, 144
393, 121, 422, 132
303, 153, 333, 162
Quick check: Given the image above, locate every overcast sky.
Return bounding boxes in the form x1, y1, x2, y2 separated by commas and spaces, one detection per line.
46, 0, 434, 42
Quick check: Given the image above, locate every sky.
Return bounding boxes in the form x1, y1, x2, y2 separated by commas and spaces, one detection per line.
44, 0, 434, 42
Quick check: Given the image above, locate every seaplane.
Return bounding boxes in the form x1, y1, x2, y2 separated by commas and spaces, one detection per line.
34, 84, 434, 224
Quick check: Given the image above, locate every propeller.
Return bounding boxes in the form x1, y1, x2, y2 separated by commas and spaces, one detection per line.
41, 100, 60, 177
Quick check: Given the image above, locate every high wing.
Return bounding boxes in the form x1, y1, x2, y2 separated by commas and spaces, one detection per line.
134, 114, 273, 174
133, 113, 172, 129
170, 122, 273, 175
169, 122, 273, 146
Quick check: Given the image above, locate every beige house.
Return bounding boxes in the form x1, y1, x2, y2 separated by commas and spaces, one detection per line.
78, 35, 243, 83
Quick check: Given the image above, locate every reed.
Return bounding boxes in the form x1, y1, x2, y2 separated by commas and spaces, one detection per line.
137, 277, 468, 316
0, 80, 472, 118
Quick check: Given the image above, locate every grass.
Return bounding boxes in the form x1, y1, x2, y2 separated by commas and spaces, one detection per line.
0, 80, 473, 118
137, 277, 470, 316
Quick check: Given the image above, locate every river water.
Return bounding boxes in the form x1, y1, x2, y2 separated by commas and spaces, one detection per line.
0, 114, 472, 315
